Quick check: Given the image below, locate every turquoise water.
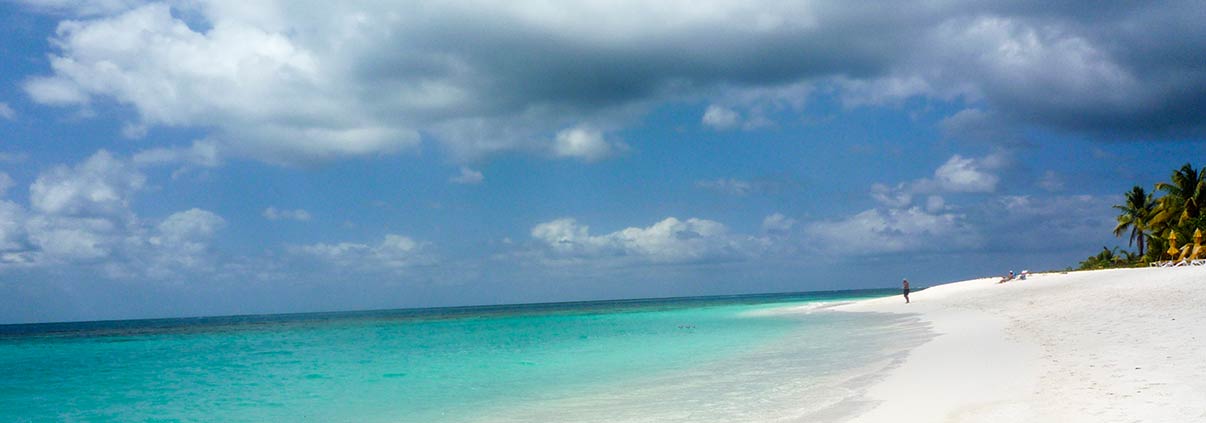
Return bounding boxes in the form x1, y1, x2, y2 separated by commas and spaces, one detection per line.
0, 290, 930, 422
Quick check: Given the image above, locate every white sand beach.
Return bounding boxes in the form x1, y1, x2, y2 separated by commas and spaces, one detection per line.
837, 266, 1206, 422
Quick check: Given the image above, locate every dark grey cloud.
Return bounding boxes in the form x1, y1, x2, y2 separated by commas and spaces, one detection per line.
941, 1, 1206, 137
19, 1, 1206, 164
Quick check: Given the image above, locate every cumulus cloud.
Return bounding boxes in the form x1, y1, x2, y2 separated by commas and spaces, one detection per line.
0, 150, 226, 277
30, 150, 145, 217
24, 3, 416, 163
449, 167, 484, 185
552, 126, 626, 162
931, 154, 1003, 193
804, 207, 976, 256
762, 213, 796, 234
15, 151, 147, 265
871, 153, 1005, 207
23, 215, 116, 261
702, 105, 741, 130
289, 234, 432, 271
530, 217, 760, 264
142, 208, 226, 272
262, 207, 311, 222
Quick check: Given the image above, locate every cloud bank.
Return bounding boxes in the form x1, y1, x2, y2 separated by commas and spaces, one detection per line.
0, 151, 224, 278
20, 1, 1204, 165
529, 217, 763, 265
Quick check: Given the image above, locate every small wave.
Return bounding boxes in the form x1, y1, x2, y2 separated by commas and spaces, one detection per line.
739, 301, 852, 317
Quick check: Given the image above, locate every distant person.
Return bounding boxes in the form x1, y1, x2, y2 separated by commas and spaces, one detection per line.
902, 279, 910, 304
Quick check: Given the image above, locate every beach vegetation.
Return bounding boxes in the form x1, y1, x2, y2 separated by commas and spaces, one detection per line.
1078, 246, 1127, 270
1112, 186, 1154, 257
1092, 163, 1206, 269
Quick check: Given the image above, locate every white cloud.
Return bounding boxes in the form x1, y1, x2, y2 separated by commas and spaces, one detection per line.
30, 150, 145, 217
552, 126, 625, 162
870, 183, 914, 208
263, 207, 312, 222
871, 153, 1004, 207
0, 200, 27, 252
762, 213, 796, 234
24, 76, 89, 105
836, 75, 935, 108
925, 195, 946, 213
701, 82, 813, 130
0, 103, 15, 120
804, 207, 975, 256
931, 154, 1001, 193
0, 173, 13, 197
450, 167, 484, 185
143, 208, 226, 272
702, 105, 741, 130
530, 217, 758, 264
697, 178, 754, 196
25, 3, 416, 163
1038, 170, 1065, 192
290, 234, 432, 271
156, 208, 224, 242
0, 150, 227, 278
132, 140, 221, 168
12, 151, 147, 266
24, 215, 117, 261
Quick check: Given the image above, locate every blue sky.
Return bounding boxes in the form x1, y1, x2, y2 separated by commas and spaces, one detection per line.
1, 1, 1204, 323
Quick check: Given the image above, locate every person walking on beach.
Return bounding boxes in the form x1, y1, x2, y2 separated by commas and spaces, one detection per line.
902, 279, 910, 304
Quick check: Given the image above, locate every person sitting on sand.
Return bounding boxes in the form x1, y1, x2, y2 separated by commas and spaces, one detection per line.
902, 279, 910, 304
999, 270, 1014, 284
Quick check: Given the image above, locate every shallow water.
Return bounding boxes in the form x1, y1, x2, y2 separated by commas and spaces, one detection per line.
0, 290, 930, 422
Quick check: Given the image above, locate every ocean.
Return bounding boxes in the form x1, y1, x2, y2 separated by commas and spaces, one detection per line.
0, 290, 931, 422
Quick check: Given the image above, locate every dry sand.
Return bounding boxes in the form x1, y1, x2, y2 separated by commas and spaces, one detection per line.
836, 266, 1206, 422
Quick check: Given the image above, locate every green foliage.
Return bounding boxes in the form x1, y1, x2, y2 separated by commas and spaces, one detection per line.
1078, 246, 1142, 270
1112, 186, 1154, 256
1148, 163, 1205, 241
1100, 163, 1206, 267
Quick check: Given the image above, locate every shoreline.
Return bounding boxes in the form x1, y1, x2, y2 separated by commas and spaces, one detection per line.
833, 267, 1206, 422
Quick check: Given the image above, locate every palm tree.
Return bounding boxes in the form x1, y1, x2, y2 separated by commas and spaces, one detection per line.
1150, 163, 1206, 232
1080, 246, 1120, 270
1113, 186, 1154, 257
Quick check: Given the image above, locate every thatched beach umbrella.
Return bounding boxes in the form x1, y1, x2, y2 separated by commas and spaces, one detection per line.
1193, 229, 1204, 259
1167, 231, 1179, 259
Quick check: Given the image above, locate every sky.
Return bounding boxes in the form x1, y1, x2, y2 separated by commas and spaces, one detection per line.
0, 0, 1204, 323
